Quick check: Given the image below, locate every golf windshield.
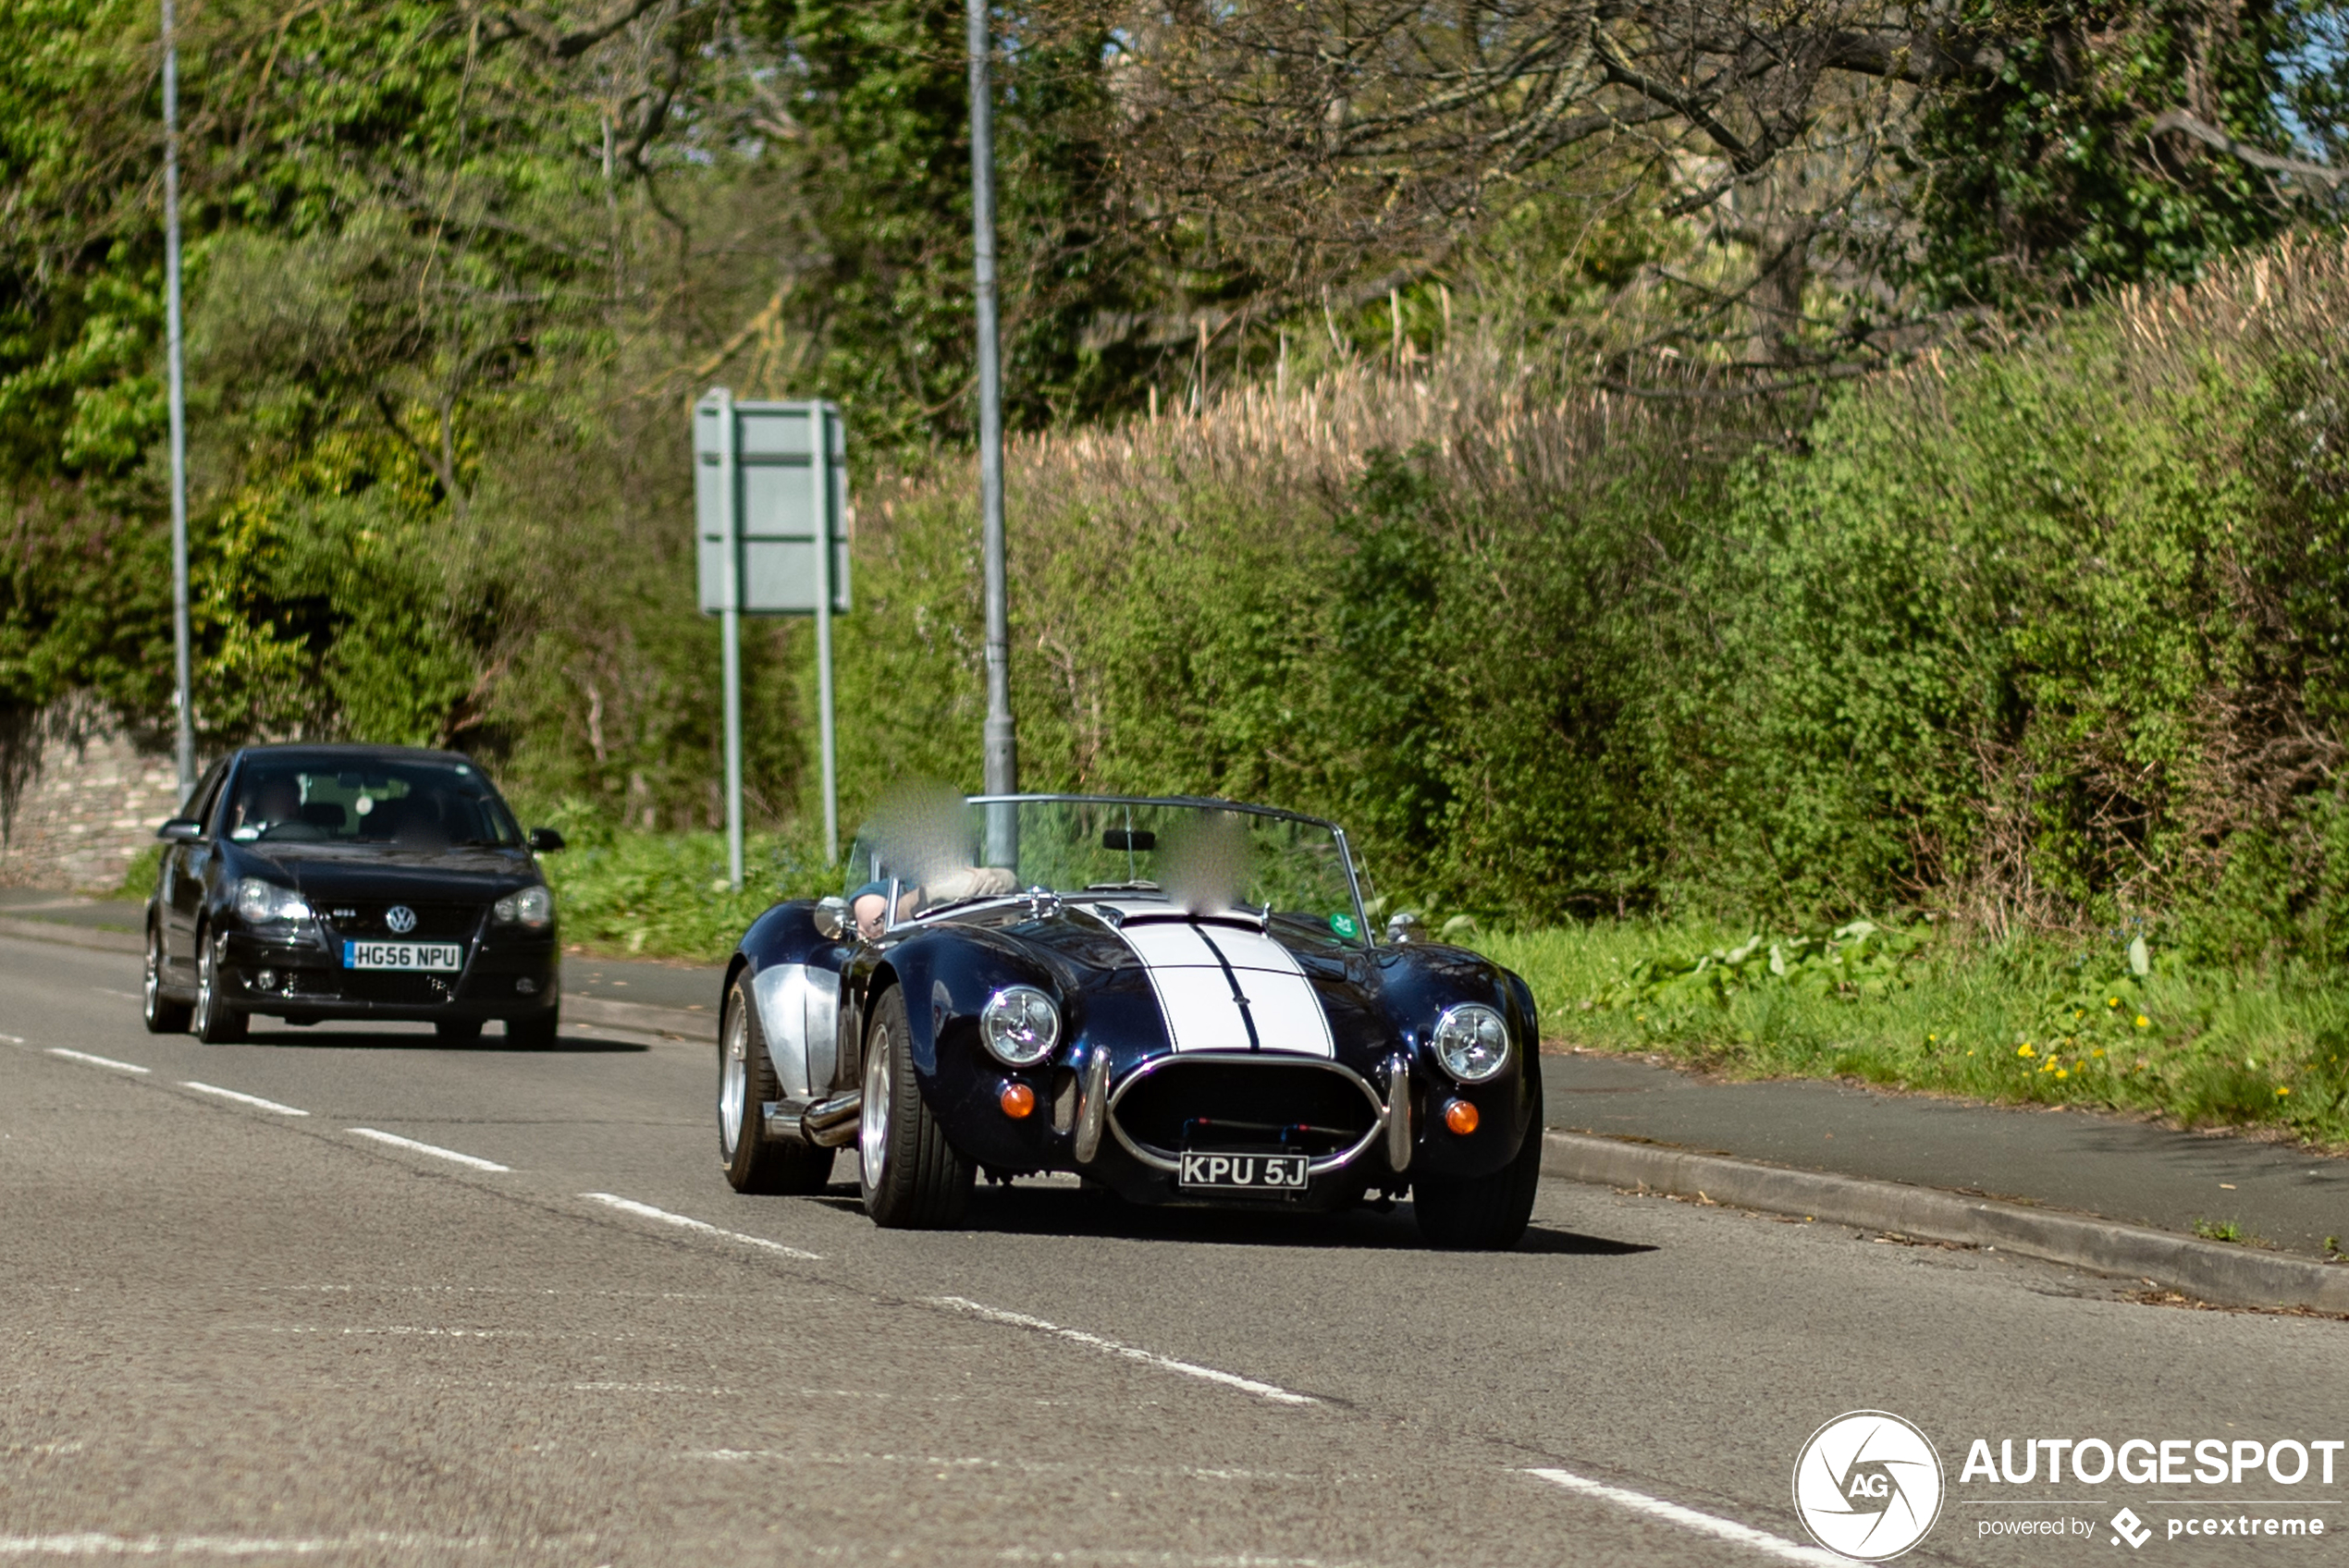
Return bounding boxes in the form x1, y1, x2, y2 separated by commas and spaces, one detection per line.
846, 796, 1370, 946
224, 759, 523, 850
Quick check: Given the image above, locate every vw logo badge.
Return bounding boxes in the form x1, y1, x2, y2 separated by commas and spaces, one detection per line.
1792, 1411, 1943, 1561
386, 904, 418, 935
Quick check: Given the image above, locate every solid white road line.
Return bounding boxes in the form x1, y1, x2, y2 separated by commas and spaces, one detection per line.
347, 1129, 511, 1172
179, 1081, 309, 1117
46, 1047, 151, 1075
929, 1296, 1318, 1407
582, 1193, 822, 1261
1525, 1467, 1843, 1566
0, 1032, 25, 1044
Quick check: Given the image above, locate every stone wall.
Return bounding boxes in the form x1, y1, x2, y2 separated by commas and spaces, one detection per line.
0, 724, 186, 891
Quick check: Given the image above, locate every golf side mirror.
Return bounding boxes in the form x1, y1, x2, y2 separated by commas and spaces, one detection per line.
813, 896, 850, 941
526, 827, 566, 852
157, 818, 203, 843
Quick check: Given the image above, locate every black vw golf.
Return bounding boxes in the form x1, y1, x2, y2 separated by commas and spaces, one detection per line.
142, 743, 566, 1045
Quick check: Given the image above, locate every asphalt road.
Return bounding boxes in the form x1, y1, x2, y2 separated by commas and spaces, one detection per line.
4, 933, 2343, 1567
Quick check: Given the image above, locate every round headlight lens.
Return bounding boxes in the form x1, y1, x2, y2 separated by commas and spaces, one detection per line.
235, 876, 312, 925
1431, 1002, 1510, 1083
494, 886, 553, 927
980, 986, 1061, 1067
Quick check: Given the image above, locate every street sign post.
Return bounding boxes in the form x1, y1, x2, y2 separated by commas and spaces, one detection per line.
695, 392, 851, 887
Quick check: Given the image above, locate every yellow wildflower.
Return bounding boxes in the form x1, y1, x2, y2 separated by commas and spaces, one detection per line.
2135, 1014, 2150, 1029
2055, 1068, 2069, 1079
2108, 997, 2120, 1008
2017, 1043, 2035, 1058
2279, 1086, 2292, 1097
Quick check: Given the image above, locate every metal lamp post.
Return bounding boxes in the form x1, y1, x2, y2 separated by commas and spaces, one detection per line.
163, 0, 195, 802
966, 0, 1018, 861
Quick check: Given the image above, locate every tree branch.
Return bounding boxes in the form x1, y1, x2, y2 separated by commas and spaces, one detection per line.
2150, 109, 2349, 189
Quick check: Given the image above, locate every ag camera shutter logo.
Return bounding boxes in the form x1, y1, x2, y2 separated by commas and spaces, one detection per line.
1792, 1411, 1945, 1561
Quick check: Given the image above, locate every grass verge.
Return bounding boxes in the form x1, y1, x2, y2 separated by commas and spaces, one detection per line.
509, 822, 2349, 1147
1479, 920, 2349, 1150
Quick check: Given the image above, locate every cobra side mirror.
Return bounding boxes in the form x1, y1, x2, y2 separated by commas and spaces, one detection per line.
526, 827, 566, 852
157, 818, 203, 843
813, 895, 851, 941
1384, 911, 1425, 945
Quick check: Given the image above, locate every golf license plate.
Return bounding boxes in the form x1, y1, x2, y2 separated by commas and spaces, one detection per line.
1176, 1151, 1310, 1194
341, 939, 463, 972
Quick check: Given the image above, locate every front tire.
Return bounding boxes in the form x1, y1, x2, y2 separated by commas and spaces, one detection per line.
857, 986, 972, 1229
191, 931, 248, 1045
143, 923, 191, 1035
719, 975, 835, 1194
1412, 1099, 1543, 1251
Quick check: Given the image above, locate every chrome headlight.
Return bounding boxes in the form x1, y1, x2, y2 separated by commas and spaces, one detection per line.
979, 986, 1061, 1067
493, 885, 554, 927
235, 877, 312, 925
1431, 1002, 1510, 1083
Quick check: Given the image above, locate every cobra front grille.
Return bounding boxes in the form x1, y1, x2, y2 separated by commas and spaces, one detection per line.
320, 902, 481, 940
1111, 1058, 1380, 1159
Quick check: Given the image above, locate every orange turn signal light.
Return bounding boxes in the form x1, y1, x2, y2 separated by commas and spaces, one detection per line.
1442, 1098, 1480, 1135
999, 1083, 1037, 1120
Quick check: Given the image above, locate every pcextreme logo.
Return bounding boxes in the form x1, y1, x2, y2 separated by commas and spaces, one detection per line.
1793, 1411, 1946, 1561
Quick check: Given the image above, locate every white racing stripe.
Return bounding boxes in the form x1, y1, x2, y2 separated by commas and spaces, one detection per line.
46, 1047, 150, 1075
1525, 1467, 1844, 1565
179, 1082, 308, 1116
347, 1129, 510, 1172
929, 1295, 1317, 1407
1103, 906, 1334, 1058
583, 1193, 822, 1260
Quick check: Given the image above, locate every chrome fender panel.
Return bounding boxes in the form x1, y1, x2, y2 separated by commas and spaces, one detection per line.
750, 962, 841, 1099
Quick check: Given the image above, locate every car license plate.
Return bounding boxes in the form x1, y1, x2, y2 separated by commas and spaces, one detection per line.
1176, 1151, 1310, 1194
341, 939, 463, 972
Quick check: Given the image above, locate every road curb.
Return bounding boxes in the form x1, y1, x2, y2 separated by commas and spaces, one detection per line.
563, 995, 710, 1040
0, 914, 141, 953
1542, 1130, 2349, 1314
0, 913, 711, 1039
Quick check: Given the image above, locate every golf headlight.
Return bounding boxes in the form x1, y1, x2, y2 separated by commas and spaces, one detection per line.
494, 885, 554, 927
980, 986, 1061, 1067
235, 877, 312, 924
1431, 1002, 1510, 1083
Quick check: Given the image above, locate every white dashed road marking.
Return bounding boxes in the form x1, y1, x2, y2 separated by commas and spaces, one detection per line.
46, 1048, 150, 1075
929, 1296, 1318, 1407
582, 1193, 822, 1260
0, 1533, 509, 1557
1524, 1467, 1843, 1565
347, 1129, 511, 1172
179, 1082, 309, 1116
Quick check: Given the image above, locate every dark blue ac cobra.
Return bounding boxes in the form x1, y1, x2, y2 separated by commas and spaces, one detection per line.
715, 794, 1544, 1248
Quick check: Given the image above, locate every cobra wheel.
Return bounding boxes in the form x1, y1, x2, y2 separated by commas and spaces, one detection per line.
857, 986, 972, 1229
142, 922, 191, 1035
719, 974, 835, 1194
1412, 1090, 1544, 1251
191, 930, 249, 1046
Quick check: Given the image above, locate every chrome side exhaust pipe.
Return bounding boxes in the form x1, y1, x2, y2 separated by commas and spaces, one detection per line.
801, 1091, 863, 1148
